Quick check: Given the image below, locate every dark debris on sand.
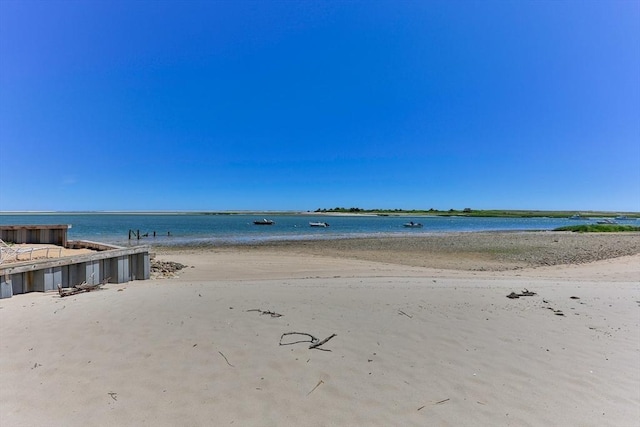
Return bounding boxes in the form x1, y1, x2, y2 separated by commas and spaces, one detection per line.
151, 260, 187, 278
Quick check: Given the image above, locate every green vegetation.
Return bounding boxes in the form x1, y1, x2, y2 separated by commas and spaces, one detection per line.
554, 224, 640, 233
315, 207, 640, 219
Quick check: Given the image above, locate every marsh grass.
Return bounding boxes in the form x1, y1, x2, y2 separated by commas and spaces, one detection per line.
554, 224, 640, 233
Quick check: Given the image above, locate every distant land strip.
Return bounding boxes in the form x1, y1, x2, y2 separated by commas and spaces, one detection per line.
311, 208, 640, 218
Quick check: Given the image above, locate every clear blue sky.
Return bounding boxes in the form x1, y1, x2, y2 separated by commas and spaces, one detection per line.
1, 0, 638, 212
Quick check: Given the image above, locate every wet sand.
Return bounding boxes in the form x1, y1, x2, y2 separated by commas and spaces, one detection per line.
157, 231, 640, 271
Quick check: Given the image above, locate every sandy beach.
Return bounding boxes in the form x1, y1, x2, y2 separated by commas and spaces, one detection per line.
1, 232, 638, 426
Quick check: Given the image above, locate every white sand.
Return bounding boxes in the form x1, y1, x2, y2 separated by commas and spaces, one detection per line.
1, 250, 638, 426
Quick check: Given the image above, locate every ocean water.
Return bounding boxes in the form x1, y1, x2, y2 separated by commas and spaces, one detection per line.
0, 212, 602, 247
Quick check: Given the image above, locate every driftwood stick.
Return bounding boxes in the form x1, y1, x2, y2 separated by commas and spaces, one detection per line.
280, 332, 317, 345
306, 379, 324, 396
76, 283, 102, 291
58, 284, 88, 297
280, 332, 337, 351
218, 351, 234, 367
309, 333, 337, 350
262, 310, 283, 318
58, 279, 106, 297
59, 289, 86, 297
73, 281, 87, 289
247, 309, 283, 317
507, 289, 537, 299
282, 338, 316, 345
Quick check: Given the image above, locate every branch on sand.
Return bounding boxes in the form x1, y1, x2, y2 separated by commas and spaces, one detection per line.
58, 277, 110, 298
218, 351, 234, 367
279, 332, 337, 351
307, 379, 324, 396
247, 309, 283, 318
506, 288, 537, 299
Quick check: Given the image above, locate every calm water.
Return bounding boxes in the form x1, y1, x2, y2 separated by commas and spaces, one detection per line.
0, 213, 603, 247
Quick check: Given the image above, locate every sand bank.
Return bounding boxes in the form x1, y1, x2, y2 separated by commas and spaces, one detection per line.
1, 233, 638, 426
158, 231, 640, 272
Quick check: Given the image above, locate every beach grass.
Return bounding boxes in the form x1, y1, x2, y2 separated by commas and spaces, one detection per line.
554, 224, 640, 232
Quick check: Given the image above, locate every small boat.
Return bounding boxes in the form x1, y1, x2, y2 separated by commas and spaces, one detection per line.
253, 219, 275, 225
569, 214, 583, 220
403, 221, 423, 228
309, 222, 330, 227
596, 218, 617, 225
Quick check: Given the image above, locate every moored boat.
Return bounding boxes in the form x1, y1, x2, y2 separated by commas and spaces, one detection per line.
596, 218, 617, 225
403, 221, 423, 228
309, 222, 330, 227
253, 219, 275, 225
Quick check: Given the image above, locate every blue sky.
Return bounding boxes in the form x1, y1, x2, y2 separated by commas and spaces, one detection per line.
1, 0, 638, 212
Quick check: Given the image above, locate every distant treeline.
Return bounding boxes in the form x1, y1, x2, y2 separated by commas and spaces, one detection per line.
314, 208, 640, 219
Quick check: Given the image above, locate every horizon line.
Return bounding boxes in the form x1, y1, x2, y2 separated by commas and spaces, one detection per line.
1, 209, 639, 215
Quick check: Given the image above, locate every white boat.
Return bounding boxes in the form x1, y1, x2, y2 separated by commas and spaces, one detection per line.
309, 222, 329, 227
403, 221, 423, 228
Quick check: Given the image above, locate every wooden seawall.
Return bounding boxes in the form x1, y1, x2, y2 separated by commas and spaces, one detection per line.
0, 241, 149, 298
1, 224, 69, 247
0, 225, 150, 299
